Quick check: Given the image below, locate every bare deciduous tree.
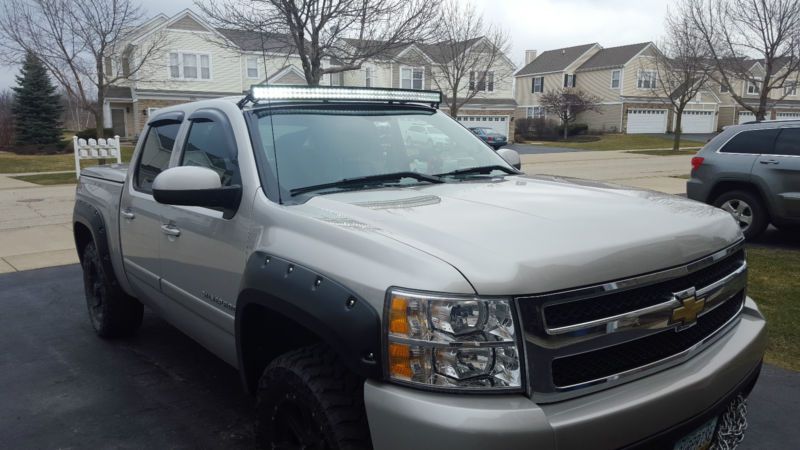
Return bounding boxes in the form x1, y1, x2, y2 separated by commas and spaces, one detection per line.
0, 90, 14, 146
539, 88, 600, 139
0, 0, 165, 138
197, 0, 439, 86
685, 0, 800, 120
428, 0, 511, 117
650, 13, 710, 150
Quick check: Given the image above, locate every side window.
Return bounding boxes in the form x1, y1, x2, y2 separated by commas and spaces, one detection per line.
181, 120, 241, 186
135, 122, 181, 193
773, 128, 800, 156
719, 129, 779, 154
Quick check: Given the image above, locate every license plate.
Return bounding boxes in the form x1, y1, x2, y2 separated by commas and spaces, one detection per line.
673, 417, 718, 450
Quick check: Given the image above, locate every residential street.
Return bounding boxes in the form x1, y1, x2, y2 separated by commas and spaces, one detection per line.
0, 264, 796, 449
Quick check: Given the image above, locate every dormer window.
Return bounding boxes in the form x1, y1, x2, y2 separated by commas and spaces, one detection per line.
747, 81, 761, 95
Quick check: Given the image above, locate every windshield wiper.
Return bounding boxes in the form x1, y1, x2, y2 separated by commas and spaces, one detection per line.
290, 171, 444, 196
436, 165, 519, 177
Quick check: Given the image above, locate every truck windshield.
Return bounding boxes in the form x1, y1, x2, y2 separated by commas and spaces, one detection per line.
249, 105, 511, 199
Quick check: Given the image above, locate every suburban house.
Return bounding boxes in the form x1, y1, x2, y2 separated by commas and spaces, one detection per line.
104, 9, 516, 139
515, 41, 800, 134
711, 60, 800, 125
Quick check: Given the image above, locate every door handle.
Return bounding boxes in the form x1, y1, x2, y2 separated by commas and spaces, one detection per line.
160, 224, 181, 237
759, 159, 780, 165
121, 209, 135, 220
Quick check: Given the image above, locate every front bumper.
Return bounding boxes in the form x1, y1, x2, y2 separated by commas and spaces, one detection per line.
364, 297, 766, 450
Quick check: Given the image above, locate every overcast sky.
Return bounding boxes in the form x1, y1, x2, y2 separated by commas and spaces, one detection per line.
0, 0, 670, 91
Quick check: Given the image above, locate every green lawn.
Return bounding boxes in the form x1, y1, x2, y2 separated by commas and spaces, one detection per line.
0, 145, 134, 174
746, 246, 800, 371
525, 134, 705, 151
628, 149, 699, 156
12, 172, 78, 185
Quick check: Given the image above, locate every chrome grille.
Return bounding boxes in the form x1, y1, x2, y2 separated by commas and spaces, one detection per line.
516, 241, 747, 403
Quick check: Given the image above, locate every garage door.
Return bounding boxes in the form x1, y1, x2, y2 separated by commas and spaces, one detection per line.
777, 112, 800, 120
679, 110, 715, 133
627, 109, 667, 134
457, 115, 510, 137
738, 112, 755, 124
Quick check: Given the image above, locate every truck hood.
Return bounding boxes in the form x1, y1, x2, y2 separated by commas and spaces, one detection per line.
297, 175, 741, 295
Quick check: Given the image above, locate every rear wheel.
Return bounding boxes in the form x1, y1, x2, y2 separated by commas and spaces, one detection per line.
255, 344, 371, 450
713, 190, 768, 240
81, 241, 143, 337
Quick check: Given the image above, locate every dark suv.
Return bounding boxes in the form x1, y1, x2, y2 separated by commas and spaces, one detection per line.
687, 121, 800, 239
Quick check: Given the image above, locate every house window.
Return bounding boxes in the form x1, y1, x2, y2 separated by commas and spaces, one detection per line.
330, 72, 343, 86
786, 83, 797, 96
401, 67, 424, 90
532, 76, 543, 93
526, 106, 545, 118
168, 52, 211, 80
470, 71, 495, 92
747, 81, 760, 95
611, 70, 621, 89
637, 70, 657, 89
246, 57, 259, 79
720, 84, 729, 93
365, 67, 373, 87
564, 74, 575, 88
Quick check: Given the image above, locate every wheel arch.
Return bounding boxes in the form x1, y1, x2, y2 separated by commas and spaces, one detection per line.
236, 252, 382, 394
708, 180, 772, 218
73, 200, 114, 267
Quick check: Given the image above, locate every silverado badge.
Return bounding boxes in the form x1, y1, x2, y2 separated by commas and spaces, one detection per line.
671, 287, 706, 330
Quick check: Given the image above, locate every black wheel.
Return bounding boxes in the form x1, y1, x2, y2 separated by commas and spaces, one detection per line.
256, 344, 371, 450
713, 190, 768, 240
81, 241, 143, 337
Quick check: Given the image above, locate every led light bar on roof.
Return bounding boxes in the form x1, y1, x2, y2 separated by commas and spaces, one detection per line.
250, 85, 442, 105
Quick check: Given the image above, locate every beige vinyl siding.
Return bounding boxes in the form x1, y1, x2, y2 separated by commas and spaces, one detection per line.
167, 15, 208, 32
240, 54, 306, 85
718, 106, 736, 129
576, 69, 620, 102
622, 54, 660, 98
430, 58, 515, 100
515, 73, 563, 106
134, 28, 244, 94
563, 45, 602, 72
576, 104, 623, 133
342, 62, 392, 88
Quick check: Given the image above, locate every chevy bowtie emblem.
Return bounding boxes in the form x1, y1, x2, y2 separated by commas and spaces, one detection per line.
671, 287, 706, 329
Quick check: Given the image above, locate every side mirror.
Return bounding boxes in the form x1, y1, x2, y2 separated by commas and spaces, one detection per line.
496, 148, 522, 170
152, 166, 241, 212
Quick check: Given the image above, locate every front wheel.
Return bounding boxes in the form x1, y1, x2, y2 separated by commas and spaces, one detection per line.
81, 241, 143, 337
256, 344, 371, 449
713, 190, 768, 240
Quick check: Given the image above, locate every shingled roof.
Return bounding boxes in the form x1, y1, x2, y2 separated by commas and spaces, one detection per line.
515, 43, 597, 76
577, 42, 652, 71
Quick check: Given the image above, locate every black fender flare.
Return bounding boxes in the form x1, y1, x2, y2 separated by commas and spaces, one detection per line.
73, 199, 115, 277
236, 251, 382, 392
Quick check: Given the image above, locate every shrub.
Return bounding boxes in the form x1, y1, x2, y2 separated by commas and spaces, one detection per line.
0, 139, 71, 155
75, 128, 115, 140
515, 117, 561, 141
567, 123, 589, 137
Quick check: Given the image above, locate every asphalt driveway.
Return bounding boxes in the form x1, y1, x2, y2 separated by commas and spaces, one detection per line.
0, 264, 797, 449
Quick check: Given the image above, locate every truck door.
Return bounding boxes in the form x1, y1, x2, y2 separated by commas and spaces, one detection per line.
158, 109, 248, 352
751, 126, 800, 219
119, 119, 182, 294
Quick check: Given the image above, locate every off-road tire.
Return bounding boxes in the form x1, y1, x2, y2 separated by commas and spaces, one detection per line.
81, 241, 143, 337
255, 344, 371, 450
713, 190, 769, 240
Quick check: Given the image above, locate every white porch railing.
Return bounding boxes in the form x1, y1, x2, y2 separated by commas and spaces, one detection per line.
73, 135, 122, 178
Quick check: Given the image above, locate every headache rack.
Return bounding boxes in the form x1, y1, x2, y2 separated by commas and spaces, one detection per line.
516, 241, 748, 403
239, 85, 442, 109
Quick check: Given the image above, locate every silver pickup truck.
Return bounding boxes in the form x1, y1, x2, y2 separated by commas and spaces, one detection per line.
73, 86, 766, 450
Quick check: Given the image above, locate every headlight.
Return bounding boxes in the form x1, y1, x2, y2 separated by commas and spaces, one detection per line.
384, 288, 523, 391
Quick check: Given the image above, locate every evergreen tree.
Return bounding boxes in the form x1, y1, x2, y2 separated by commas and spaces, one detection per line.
11, 52, 63, 145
